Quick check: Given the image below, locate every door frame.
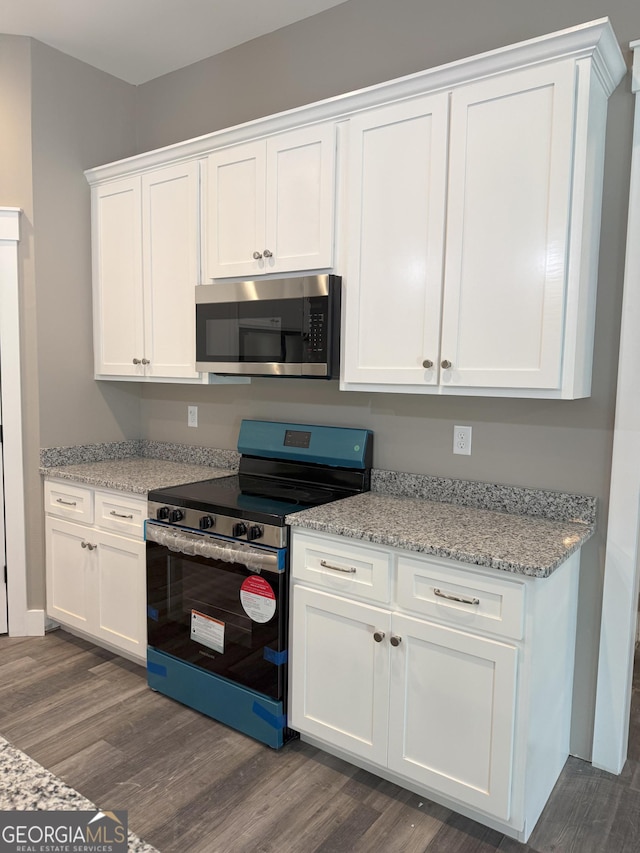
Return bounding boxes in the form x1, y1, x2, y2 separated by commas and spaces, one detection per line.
592, 40, 640, 773
0, 208, 37, 635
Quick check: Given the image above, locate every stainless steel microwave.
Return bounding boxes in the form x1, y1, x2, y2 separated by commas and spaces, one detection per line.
195, 275, 341, 378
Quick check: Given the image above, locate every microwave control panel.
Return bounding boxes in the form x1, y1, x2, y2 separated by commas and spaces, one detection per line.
305, 297, 328, 361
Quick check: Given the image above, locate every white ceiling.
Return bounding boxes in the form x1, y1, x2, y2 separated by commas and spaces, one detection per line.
0, 0, 350, 84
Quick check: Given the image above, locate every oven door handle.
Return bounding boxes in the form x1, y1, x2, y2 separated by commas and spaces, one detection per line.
145, 522, 282, 573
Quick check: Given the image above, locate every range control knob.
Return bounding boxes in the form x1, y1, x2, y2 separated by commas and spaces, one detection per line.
232, 522, 247, 538
246, 525, 264, 541
168, 509, 184, 523
156, 506, 170, 520
199, 515, 215, 530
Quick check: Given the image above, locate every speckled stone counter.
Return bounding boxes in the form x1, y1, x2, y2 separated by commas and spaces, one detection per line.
0, 736, 158, 852
40, 442, 595, 576
286, 491, 593, 578
40, 440, 240, 471
41, 458, 232, 495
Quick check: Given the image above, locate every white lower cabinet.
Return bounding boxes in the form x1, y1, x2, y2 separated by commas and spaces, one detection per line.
44, 479, 147, 663
387, 612, 517, 821
291, 587, 391, 766
289, 528, 580, 842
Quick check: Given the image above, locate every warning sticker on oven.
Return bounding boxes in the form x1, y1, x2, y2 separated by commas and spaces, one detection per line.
240, 576, 276, 623
191, 609, 225, 653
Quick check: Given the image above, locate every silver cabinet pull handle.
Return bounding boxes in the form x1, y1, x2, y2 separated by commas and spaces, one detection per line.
252, 251, 263, 260
110, 510, 134, 519
141, 358, 150, 365
320, 559, 356, 575
133, 358, 141, 365
441, 360, 452, 369
390, 635, 402, 647
56, 498, 77, 507
434, 587, 480, 606
373, 630, 385, 643
81, 541, 96, 550
263, 249, 273, 258
422, 359, 433, 368
81, 541, 87, 549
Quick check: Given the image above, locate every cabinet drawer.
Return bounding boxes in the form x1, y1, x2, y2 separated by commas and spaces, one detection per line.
44, 480, 94, 524
94, 491, 146, 539
291, 530, 391, 604
396, 555, 525, 640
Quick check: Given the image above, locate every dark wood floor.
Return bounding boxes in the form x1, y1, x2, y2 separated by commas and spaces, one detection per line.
0, 629, 638, 852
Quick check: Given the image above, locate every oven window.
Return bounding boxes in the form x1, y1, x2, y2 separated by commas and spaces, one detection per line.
197, 298, 304, 364
147, 540, 286, 700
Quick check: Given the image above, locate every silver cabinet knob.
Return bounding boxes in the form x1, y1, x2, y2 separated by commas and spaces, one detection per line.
133, 358, 141, 365
422, 359, 433, 369
441, 360, 452, 369
252, 251, 263, 260
81, 541, 87, 549
141, 358, 150, 365
390, 635, 402, 647
263, 249, 273, 258
373, 630, 385, 643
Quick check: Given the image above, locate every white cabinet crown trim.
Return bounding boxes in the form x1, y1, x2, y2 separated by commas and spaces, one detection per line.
84, 18, 625, 185
632, 37, 640, 92
0, 208, 21, 241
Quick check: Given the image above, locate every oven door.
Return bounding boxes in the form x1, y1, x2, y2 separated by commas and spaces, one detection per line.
146, 523, 287, 700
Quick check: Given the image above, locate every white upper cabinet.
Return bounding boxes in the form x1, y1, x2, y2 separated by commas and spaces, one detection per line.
92, 177, 144, 377
203, 123, 336, 280
141, 163, 200, 379
92, 161, 201, 381
341, 27, 625, 399
86, 19, 625, 398
440, 62, 575, 391
203, 140, 266, 280
343, 94, 449, 387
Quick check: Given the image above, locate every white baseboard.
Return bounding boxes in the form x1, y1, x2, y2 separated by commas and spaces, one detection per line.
24, 609, 45, 636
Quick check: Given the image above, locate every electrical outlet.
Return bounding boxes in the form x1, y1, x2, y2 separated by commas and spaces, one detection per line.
453, 424, 472, 456
187, 405, 198, 428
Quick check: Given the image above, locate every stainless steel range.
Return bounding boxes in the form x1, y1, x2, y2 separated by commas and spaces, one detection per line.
145, 420, 373, 748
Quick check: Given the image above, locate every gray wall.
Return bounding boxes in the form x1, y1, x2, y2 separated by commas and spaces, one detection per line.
0, 36, 139, 607
135, 0, 638, 759
0, 36, 40, 609
31, 39, 140, 451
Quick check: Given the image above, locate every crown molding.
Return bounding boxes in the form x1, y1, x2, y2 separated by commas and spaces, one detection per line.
85, 17, 627, 185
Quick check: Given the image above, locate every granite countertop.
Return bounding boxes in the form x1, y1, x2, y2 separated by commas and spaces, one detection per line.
41, 457, 233, 495
286, 491, 593, 578
40, 442, 595, 578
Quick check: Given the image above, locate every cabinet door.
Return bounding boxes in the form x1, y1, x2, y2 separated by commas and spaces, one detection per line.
264, 124, 336, 273
93, 529, 146, 659
142, 162, 200, 379
204, 141, 267, 279
290, 586, 391, 765
343, 94, 449, 386
388, 612, 517, 820
92, 177, 144, 376
441, 61, 576, 390
45, 516, 93, 632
